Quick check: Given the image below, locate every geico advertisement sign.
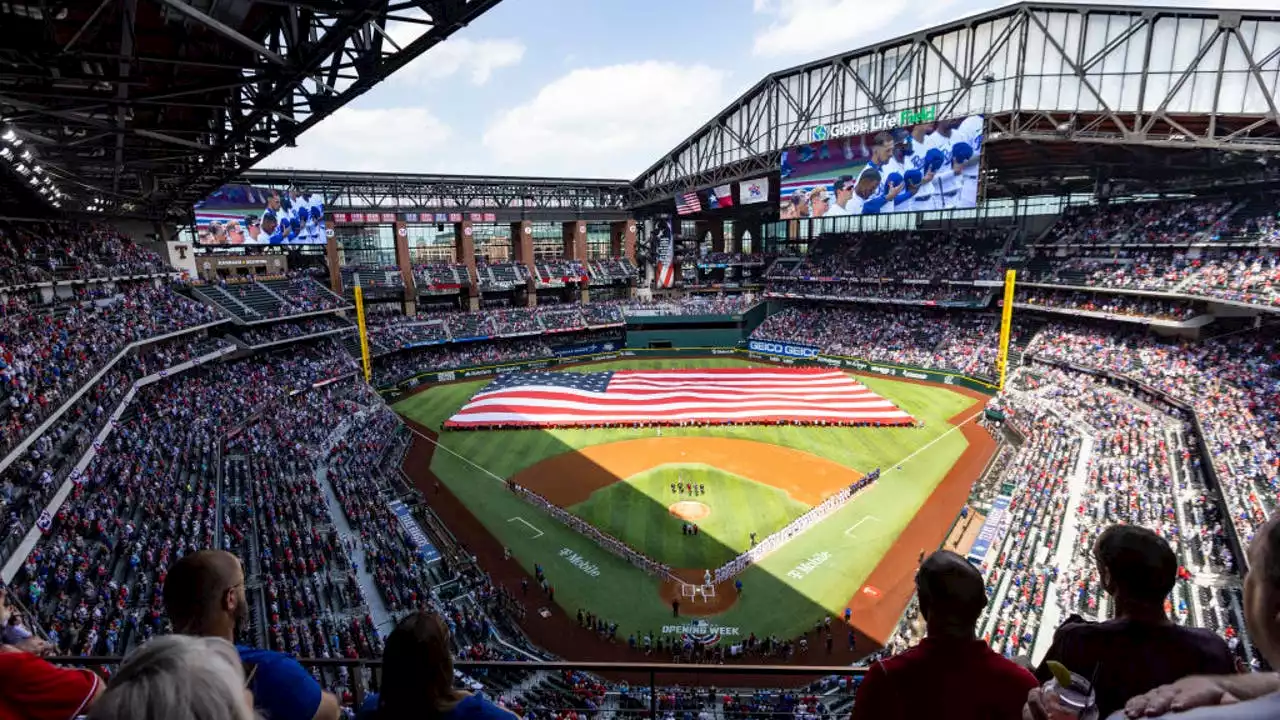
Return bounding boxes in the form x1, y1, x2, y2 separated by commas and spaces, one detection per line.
747, 340, 818, 358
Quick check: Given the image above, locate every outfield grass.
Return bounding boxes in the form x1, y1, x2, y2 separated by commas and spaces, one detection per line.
568, 463, 810, 569
395, 358, 979, 640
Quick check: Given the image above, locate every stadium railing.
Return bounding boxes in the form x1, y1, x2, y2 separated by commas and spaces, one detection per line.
48, 657, 868, 716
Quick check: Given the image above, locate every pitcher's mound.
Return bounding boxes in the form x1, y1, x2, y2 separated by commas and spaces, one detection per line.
669, 501, 711, 521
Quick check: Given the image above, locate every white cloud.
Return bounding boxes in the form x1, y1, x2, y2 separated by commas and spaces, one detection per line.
752, 0, 912, 58
482, 61, 730, 178
381, 9, 524, 86
256, 106, 453, 173
400, 38, 526, 86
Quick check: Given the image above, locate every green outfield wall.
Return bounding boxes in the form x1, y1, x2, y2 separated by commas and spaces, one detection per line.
625, 327, 745, 349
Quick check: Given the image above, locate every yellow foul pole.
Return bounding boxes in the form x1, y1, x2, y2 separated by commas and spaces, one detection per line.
995, 268, 1016, 390
354, 285, 372, 383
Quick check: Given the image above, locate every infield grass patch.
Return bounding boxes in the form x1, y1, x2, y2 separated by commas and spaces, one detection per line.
568, 463, 809, 569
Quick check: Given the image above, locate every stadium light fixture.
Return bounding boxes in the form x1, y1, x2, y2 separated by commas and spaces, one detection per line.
0, 147, 10, 160
20, 150, 31, 161
0, 129, 13, 142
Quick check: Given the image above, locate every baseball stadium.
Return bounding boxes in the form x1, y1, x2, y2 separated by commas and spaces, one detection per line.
1, 2, 1279, 719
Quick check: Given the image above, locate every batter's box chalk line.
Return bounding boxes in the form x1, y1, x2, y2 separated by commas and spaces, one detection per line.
844, 515, 882, 537
680, 583, 717, 602
507, 516, 544, 538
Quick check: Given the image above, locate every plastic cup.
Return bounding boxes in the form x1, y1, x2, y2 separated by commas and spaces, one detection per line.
1042, 675, 1099, 720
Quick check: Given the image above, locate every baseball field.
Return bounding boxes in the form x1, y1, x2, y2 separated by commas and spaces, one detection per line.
394, 357, 993, 655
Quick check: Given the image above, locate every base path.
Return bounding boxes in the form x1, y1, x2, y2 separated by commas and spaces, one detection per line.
511, 437, 864, 507
842, 380, 996, 646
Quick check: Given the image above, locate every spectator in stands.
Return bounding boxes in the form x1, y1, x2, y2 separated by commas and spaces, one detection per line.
359, 610, 518, 720
1110, 513, 1280, 719
853, 550, 1037, 720
163, 550, 341, 720
0, 585, 103, 719
1029, 525, 1236, 719
87, 635, 256, 720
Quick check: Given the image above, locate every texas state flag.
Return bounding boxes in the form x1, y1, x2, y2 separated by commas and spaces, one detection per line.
712, 184, 734, 208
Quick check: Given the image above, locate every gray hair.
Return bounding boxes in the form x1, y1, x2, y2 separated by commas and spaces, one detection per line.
89, 635, 259, 720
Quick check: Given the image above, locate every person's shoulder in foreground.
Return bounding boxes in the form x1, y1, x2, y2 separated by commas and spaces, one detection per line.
358, 692, 518, 720
447, 693, 519, 720
1107, 691, 1280, 719
0, 644, 102, 720
1046, 614, 1233, 664
237, 644, 326, 720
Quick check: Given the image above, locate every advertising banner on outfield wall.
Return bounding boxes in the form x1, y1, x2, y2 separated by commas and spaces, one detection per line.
552, 340, 623, 358
747, 340, 820, 358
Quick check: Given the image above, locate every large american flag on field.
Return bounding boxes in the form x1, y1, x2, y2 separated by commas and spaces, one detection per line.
443, 367, 914, 429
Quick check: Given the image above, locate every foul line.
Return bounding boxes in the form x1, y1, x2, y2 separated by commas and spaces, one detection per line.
408, 425, 508, 484
507, 516, 544, 538
869, 409, 984, 487
845, 515, 882, 537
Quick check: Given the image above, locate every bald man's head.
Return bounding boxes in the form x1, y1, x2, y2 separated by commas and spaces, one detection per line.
916, 550, 988, 633
164, 550, 246, 639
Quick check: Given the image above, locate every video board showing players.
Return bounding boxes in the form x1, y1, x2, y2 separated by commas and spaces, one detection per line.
778, 114, 984, 219
193, 184, 327, 245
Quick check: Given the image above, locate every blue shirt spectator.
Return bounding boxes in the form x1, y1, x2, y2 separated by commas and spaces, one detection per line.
239, 644, 323, 720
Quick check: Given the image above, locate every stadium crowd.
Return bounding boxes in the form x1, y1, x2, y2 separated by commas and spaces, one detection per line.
768, 229, 1005, 281
371, 330, 622, 386
1025, 322, 1280, 550
751, 305, 1002, 379
767, 281, 987, 305
612, 294, 759, 317
1014, 289, 1200, 321
1, 283, 223, 455
236, 315, 354, 346
0, 222, 170, 286
1040, 198, 1233, 245
370, 305, 625, 351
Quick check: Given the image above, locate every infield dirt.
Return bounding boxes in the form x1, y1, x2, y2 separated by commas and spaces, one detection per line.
511, 436, 864, 507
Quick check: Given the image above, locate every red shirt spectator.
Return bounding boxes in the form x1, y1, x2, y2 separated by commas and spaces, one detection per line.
853, 636, 1036, 719
853, 550, 1038, 720
0, 646, 102, 720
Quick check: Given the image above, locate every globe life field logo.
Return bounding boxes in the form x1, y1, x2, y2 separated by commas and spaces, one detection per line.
810, 105, 937, 142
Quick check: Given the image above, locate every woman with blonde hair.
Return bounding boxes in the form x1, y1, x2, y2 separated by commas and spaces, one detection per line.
89, 635, 258, 720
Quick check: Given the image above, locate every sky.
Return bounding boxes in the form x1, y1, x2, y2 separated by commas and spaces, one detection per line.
258, 0, 1272, 181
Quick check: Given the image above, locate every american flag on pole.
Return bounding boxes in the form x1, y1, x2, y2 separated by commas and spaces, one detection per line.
675, 192, 702, 215
444, 368, 914, 429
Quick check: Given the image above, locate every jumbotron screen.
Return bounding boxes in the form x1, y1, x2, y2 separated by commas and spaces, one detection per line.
193, 184, 327, 245
778, 113, 984, 219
